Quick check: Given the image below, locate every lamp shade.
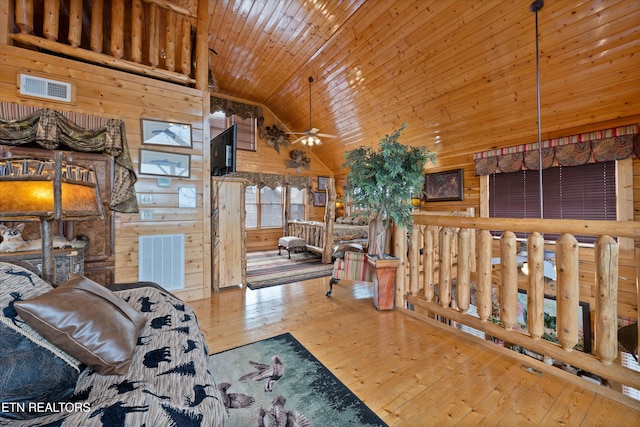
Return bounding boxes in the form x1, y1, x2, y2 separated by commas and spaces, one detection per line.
0, 153, 104, 221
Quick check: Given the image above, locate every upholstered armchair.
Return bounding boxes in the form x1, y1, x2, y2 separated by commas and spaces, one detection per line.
326, 243, 371, 296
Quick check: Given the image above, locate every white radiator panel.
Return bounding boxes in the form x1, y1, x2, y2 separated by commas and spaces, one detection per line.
138, 234, 185, 290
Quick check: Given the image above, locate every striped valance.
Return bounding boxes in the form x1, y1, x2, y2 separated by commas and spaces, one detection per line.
474, 125, 639, 175
230, 171, 313, 191
0, 103, 138, 213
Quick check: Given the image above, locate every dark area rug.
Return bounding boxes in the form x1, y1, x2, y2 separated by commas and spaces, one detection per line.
209, 333, 387, 427
246, 250, 334, 290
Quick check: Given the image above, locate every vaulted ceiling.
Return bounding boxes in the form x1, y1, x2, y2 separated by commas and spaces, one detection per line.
207, 1, 640, 173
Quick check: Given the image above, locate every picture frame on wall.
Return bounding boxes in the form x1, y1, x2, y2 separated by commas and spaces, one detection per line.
424, 168, 464, 202
141, 119, 192, 148
139, 148, 190, 178
317, 176, 329, 192
313, 191, 327, 207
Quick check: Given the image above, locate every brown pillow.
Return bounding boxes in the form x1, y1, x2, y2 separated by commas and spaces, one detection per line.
14, 274, 146, 375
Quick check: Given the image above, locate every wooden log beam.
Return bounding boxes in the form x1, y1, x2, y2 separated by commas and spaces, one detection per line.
412, 215, 640, 239
90, 0, 104, 53
409, 225, 420, 296
477, 229, 493, 322
10, 33, 196, 85
456, 227, 470, 312
43, 0, 60, 41
15, 0, 34, 33
165, 12, 177, 72
438, 227, 452, 307
131, 0, 144, 63
110, 0, 125, 58
527, 232, 545, 340
595, 235, 619, 365
148, 3, 160, 67
423, 226, 434, 302
500, 231, 518, 330
68, 0, 82, 48
194, 0, 209, 89
556, 233, 580, 352
143, 0, 196, 18
180, 15, 191, 76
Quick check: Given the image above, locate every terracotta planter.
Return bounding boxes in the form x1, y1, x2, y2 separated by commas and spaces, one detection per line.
367, 255, 399, 311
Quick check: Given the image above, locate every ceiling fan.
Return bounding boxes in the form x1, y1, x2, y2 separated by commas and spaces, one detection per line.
288, 76, 336, 146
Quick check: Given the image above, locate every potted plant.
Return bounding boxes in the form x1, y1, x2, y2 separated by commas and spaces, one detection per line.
343, 123, 435, 310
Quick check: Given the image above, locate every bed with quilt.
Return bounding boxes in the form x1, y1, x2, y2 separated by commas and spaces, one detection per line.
0, 261, 227, 427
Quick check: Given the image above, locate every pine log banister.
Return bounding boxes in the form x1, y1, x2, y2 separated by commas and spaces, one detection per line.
404, 214, 640, 394
9, 0, 200, 86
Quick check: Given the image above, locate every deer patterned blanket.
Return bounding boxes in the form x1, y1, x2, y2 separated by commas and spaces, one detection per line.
0, 262, 227, 427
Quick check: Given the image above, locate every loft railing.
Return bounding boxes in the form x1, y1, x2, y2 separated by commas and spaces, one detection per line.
9, 0, 208, 87
398, 213, 640, 397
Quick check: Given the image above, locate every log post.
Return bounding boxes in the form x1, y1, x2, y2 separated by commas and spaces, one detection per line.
393, 223, 407, 308
148, 3, 160, 67
165, 12, 177, 71
595, 235, 618, 365
500, 231, 518, 330
322, 178, 335, 264
195, 0, 209, 88
110, 0, 125, 58
16, 0, 34, 33
439, 227, 452, 307
423, 226, 435, 301
477, 229, 493, 321
456, 227, 471, 312
90, 0, 104, 52
180, 15, 192, 76
527, 232, 545, 340
409, 224, 420, 296
556, 233, 580, 351
43, 0, 60, 41
68, 0, 82, 47
131, 0, 144, 63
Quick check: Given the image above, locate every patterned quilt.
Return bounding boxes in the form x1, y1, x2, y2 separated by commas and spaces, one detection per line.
0, 262, 227, 427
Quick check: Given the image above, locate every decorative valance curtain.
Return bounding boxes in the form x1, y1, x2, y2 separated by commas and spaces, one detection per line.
474, 125, 639, 175
210, 96, 261, 119
0, 103, 138, 213
231, 171, 312, 191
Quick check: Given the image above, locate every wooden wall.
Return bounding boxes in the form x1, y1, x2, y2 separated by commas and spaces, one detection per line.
0, 43, 211, 302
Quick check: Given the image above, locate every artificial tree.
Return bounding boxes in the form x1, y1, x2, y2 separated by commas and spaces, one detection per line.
343, 123, 435, 258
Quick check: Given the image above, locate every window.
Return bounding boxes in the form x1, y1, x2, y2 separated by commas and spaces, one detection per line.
245, 185, 306, 229
489, 162, 616, 243
209, 111, 257, 152
289, 187, 305, 221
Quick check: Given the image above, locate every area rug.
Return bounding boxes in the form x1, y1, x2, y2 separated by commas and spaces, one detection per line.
246, 250, 334, 290
209, 333, 387, 427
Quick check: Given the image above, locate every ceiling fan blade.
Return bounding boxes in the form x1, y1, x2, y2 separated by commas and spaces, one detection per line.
290, 136, 305, 144
309, 128, 319, 134
316, 133, 337, 138
287, 132, 308, 135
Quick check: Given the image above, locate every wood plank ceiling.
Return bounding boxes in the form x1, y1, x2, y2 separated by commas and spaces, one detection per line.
205, 0, 640, 174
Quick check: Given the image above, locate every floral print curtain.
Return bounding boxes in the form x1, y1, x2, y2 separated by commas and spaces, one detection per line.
474, 125, 639, 175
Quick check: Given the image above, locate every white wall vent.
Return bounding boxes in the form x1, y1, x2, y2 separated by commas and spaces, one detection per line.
139, 234, 185, 291
19, 74, 72, 103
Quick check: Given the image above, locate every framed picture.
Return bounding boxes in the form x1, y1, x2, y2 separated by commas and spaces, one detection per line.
515, 290, 591, 353
424, 169, 464, 202
141, 119, 192, 148
317, 176, 329, 192
139, 149, 190, 178
313, 191, 327, 207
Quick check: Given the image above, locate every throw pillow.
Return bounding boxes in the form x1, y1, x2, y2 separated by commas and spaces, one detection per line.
0, 262, 81, 420
14, 274, 147, 375
0, 323, 79, 420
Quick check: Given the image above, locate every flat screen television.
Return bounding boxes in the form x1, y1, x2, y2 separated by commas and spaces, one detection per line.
211, 124, 237, 176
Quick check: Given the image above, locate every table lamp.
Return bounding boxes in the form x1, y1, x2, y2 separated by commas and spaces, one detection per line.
0, 152, 104, 284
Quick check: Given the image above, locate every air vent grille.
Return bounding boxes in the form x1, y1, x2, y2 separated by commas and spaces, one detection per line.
19, 74, 72, 102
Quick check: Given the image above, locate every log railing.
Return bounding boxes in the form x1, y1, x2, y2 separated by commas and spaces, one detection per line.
401, 214, 640, 395
9, 0, 207, 87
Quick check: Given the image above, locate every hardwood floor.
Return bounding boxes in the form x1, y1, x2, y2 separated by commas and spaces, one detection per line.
190, 277, 640, 426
